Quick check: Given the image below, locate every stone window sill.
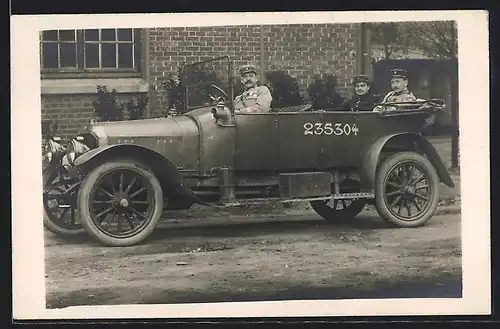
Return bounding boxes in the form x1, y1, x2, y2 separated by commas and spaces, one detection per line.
41, 78, 149, 95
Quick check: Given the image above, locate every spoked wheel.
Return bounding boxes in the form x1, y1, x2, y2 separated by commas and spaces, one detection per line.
375, 152, 440, 227
77, 161, 163, 247
43, 166, 85, 236
310, 178, 366, 221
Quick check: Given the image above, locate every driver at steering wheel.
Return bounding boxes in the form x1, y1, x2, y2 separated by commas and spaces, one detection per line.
233, 64, 273, 113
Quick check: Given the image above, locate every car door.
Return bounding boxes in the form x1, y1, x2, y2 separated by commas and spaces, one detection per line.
234, 113, 279, 172
320, 111, 365, 168
277, 112, 324, 171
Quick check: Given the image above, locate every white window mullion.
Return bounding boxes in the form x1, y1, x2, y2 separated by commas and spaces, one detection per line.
81, 31, 86, 69
98, 29, 102, 68
57, 31, 61, 69
115, 29, 119, 68
132, 29, 135, 69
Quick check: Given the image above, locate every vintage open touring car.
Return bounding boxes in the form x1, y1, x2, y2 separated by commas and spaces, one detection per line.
42, 56, 455, 247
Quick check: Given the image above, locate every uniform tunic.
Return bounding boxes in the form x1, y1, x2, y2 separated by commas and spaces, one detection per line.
373, 88, 419, 112
233, 85, 273, 113
381, 87, 417, 103
341, 93, 382, 112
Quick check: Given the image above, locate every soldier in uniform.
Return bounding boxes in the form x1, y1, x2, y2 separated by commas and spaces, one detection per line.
373, 69, 419, 112
341, 74, 381, 112
381, 68, 417, 103
233, 64, 273, 113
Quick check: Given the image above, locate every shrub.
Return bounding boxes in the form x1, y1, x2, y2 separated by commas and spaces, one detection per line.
307, 74, 344, 110
125, 95, 149, 120
264, 71, 305, 108
163, 67, 306, 112
163, 66, 224, 112
163, 65, 245, 113
92, 85, 148, 122
163, 72, 184, 111
92, 85, 125, 122
307, 74, 343, 110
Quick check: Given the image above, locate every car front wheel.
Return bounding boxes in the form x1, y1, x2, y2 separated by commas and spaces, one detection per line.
43, 166, 85, 236
375, 151, 440, 228
77, 160, 163, 247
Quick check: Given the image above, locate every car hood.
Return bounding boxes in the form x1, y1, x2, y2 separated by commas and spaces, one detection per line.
89, 115, 199, 143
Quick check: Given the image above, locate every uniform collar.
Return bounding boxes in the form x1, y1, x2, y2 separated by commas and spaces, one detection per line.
244, 85, 258, 91
393, 87, 409, 95
356, 92, 372, 99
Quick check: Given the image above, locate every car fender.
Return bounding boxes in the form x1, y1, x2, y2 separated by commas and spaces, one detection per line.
74, 144, 214, 207
361, 133, 455, 190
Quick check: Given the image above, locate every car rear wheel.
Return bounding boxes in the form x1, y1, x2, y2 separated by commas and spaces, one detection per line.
310, 178, 366, 221
77, 160, 163, 247
375, 151, 440, 227
43, 166, 85, 236
310, 198, 366, 221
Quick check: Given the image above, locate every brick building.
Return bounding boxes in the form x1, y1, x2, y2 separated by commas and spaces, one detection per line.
40, 24, 364, 140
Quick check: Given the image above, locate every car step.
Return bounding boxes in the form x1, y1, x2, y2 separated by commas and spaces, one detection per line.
219, 192, 375, 207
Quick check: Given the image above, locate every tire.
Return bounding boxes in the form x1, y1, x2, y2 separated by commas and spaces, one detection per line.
375, 151, 440, 228
310, 199, 366, 221
310, 177, 366, 221
43, 167, 85, 236
77, 160, 164, 247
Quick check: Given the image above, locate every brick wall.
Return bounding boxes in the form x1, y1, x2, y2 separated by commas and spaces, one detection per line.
41, 23, 359, 138
41, 93, 143, 142
149, 24, 359, 117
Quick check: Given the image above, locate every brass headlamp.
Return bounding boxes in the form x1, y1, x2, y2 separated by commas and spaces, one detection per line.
66, 136, 90, 166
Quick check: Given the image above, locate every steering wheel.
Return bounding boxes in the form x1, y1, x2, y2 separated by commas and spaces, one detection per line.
207, 83, 228, 104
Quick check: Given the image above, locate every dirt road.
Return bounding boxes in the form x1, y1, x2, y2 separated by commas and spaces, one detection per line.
44, 209, 462, 309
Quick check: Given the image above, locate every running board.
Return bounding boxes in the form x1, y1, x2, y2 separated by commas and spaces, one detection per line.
219, 192, 375, 207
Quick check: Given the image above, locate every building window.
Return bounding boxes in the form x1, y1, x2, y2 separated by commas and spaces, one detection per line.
40, 28, 142, 79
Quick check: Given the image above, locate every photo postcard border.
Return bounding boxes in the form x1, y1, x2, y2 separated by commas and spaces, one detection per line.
10, 9, 491, 320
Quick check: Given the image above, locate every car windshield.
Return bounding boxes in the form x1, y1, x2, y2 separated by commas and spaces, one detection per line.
182, 56, 232, 110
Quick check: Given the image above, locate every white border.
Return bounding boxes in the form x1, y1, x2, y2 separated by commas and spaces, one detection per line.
11, 10, 491, 319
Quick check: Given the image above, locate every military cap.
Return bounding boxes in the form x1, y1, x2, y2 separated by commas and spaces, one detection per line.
352, 74, 371, 85
239, 64, 257, 75
390, 68, 409, 79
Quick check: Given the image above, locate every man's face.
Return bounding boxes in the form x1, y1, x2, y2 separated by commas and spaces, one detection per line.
241, 72, 257, 89
390, 77, 408, 92
354, 82, 370, 96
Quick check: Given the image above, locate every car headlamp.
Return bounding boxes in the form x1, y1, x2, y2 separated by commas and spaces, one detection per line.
66, 136, 90, 166
44, 138, 66, 163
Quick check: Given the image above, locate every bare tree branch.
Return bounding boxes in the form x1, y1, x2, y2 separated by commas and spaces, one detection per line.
430, 21, 455, 56
407, 22, 454, 59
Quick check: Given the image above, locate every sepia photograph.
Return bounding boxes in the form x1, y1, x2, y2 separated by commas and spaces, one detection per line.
11, 10, 490, 320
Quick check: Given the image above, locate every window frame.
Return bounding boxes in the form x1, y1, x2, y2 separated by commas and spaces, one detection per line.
40, 28, 143, 79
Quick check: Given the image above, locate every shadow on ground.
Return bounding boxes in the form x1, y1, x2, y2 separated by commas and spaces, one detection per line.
45, 214, 396, 247
46, 275, 462, 309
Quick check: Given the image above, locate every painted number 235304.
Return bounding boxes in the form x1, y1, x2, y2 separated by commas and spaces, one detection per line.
303, 122, 359, 136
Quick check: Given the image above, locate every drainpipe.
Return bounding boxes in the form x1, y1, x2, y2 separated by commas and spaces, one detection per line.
357, 23, 373, 78
260, 25, 266, 84
356, 24, 364, 75
363, 25, 373, 78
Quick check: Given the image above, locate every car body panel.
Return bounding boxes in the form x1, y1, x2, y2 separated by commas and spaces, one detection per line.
47, 56, 452, 208
187, 107, 237, 174
234, 114, 278, 171
90, 116, 200, 171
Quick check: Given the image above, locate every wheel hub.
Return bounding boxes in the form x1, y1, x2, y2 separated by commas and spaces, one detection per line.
406, 185, 416, 194
119, 198, 129, 207
114, 194, 130, 208
400, 184, 415, 196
